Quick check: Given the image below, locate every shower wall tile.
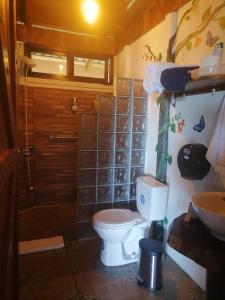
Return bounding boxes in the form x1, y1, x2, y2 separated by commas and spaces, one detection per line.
79, 151, 97, 169
98, 151, 114, 167
130, 183, 137, 200
115, 151, 130, 167
133, 79, 147, 97
98, 96, 115, 114
130, 167, 144, 183
117, 78, 132, 96
79, 187, 96, 204
78, 204, 96, 222
80, 133, 97, 150
98, 133, 114, 150
133, 98, 147, 115
116, 133, 130, 149
97, 186, 113, 203
132, 133, 146, 149
133, 116, 147, 132
79, 169, 96, 187
114, 168, 129, 184
80, 114, 97, 132
114, 185, 129, 202
99, 115, 115, 132
131, 150, 145, 166
116, 115, 130, 132
129, 200, 137, 211
98, 169, 113, 185
113, 201, 129, 209
116, 97, 131, 114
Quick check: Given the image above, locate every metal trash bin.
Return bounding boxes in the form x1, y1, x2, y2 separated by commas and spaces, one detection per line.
137, 238, 164, 290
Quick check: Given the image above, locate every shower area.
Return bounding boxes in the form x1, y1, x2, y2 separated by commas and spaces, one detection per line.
17, 77, 147, 238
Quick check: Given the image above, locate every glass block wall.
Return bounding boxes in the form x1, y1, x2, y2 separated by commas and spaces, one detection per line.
77, 78, 147, 237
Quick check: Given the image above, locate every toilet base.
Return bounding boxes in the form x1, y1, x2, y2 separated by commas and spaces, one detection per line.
100, 241, 138, 266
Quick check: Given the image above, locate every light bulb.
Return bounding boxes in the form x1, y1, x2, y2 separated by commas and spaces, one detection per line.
82, 0, 100, 24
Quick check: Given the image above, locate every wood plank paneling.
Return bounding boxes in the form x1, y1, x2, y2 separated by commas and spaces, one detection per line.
17, 24, 118, 56
16, 85, 112, 207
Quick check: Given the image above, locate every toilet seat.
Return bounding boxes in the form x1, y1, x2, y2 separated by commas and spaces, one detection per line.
93, 209, 140, 229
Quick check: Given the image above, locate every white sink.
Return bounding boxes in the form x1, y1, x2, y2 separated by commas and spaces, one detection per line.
192, 192, 225, 242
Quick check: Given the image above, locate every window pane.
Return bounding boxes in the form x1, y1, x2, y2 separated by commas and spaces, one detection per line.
31, 52, 67, 75
74, 57, 105, 79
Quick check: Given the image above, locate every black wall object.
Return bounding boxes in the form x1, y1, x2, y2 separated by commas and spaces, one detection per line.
177, 143, 211, 180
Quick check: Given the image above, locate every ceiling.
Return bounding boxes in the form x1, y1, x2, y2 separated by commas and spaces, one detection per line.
16, 0, 153, 39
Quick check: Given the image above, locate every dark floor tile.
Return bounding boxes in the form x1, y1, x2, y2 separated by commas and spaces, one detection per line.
18, 206, 61, 241
68, 238, 101, 273
75, 255, 206, 300
19, 249, 76, 300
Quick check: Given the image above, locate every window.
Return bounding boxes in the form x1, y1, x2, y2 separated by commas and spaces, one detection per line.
25, 44, 113, 84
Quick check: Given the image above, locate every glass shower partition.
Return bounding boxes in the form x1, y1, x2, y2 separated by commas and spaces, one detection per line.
77, 78, 147, 237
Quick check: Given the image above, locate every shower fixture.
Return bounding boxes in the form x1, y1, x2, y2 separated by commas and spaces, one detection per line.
72, 97, 78, 112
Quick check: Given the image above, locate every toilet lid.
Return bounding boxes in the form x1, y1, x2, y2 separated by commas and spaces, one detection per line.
93, 209, 139, 228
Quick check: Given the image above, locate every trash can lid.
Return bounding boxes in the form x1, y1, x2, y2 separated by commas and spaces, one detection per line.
139, 238, 164, 255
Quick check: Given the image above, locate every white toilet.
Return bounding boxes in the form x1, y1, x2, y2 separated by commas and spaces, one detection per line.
92, 176, 168, 266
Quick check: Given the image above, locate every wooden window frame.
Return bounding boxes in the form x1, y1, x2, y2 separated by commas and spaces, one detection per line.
25, 44, 113, 85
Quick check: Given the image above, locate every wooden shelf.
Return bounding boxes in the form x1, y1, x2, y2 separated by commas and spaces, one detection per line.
174, 76, 225, 97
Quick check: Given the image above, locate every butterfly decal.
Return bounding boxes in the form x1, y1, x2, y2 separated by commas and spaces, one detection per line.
206, 30, 219, 47
193, 115, 205, 132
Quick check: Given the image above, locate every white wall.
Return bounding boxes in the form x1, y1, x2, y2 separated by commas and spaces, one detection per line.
116, 0, 225, 290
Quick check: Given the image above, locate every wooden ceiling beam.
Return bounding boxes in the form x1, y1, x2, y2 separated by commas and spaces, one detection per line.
16, 23, 118, 56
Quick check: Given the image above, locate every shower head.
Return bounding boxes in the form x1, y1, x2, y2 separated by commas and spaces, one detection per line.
17, 55, 37, 69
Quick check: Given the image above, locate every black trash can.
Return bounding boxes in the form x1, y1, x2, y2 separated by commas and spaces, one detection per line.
137, 238, 164, 290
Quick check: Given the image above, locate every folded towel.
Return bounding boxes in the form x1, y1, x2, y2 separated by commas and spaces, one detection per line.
143, 62, 176, 95
160, 66, 199, 92
123, 227, 143, 258
206, 95, 225, 169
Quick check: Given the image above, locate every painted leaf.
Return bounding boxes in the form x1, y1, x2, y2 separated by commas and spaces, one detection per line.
186, 40, 192, 50
219, 16, 225, 30
167, 155, 172, 165
171, 123, 176, 133
186, 15, 190, 21
202, 6, 212, 23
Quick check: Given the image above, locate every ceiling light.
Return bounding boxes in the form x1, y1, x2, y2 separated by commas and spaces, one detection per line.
81, 0, 100, 24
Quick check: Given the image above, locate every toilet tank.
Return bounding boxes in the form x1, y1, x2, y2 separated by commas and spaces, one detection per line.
136, 176, 168, 221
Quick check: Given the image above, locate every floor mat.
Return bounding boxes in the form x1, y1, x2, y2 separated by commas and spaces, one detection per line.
19, 236, 64, 255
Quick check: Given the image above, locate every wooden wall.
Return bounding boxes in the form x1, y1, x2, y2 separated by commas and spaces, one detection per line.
16, 84, 111, 209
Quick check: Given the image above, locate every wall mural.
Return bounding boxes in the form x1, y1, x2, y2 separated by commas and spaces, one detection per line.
142, 0, 225, 183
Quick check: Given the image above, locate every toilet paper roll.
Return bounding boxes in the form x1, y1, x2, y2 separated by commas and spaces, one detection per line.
200, 55, 221, 67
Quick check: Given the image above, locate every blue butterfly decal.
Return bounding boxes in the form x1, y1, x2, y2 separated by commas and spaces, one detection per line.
193, 115, 205, 132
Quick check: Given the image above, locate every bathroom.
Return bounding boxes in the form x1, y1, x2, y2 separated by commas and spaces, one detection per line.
0, 0, 225, 299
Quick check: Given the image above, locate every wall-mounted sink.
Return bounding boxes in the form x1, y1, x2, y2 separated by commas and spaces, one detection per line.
192, 192, 225, 242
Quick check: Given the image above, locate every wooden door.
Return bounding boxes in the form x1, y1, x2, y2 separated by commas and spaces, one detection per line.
0, 1, 18, 299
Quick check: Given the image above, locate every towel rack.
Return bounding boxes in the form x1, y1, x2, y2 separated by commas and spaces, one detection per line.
49, 135, 78, 142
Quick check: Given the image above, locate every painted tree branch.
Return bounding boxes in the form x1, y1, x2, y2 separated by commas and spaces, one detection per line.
167, 0, 200, 61
174, 1, 225, 61
143, 44, 158, 61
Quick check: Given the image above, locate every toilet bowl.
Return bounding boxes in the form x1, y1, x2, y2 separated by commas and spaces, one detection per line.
93, 176, 168, 266
93, 209, 148, 266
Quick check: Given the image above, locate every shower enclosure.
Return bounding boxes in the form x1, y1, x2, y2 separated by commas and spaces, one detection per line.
77, 78, 148, 237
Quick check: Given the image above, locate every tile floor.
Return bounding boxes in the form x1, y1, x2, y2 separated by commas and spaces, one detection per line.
19, 204, 206, 300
